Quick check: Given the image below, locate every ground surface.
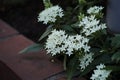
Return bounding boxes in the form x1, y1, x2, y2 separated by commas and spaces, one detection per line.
0, 19, 86, 80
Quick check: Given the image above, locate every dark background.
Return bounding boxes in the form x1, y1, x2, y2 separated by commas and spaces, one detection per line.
0, 0, 47, 42
0, 0, 75, 42
0, 0, 106, 42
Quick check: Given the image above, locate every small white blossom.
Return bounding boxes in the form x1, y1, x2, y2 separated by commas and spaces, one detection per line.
65, 35, 90, 56
99, 23, 107, 29
79, 53, 94, 70
90, 64, 111, 80
87, 6, 103, 14
96, 64, 105, 70
38, 5, 64, 24
45, 29, 67, 56
79, 15, 107, 36
45, 29, 90, 56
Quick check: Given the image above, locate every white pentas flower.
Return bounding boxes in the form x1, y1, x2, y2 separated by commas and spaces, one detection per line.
65, 35, 90, 56
87, 6, 103, 14
45, 29, 67, 56
96, 64, 105, 69
38, 5, 64, 24
79, 53, 94, 70
45, 29, 90, 56
90, 64, 112, 80
79, 15, 107, 36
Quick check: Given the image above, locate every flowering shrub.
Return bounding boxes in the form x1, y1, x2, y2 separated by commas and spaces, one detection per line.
21, 0, 120, 80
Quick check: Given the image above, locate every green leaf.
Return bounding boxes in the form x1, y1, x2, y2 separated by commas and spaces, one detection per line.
111, 34, 120, 48
43, 0, 53, 8
112, 51, 120, 62
71, 23, 80, 28
101, 29, 107, 35
19, 43, 44, 54
39, 25, 52, 41
80, 54, 111, 77
62, 25, 74, 32
90, 48, 101, 57
67, 57, 79, 80
106, 66, 120, 72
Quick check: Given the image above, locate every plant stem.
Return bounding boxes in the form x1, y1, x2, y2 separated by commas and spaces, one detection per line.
63, 55, 67, 70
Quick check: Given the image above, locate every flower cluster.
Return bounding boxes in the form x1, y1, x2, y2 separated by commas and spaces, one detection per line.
45, 29, 67, 56
90, 64, 111, 80
79, 15, 107, 36
65, 34, 90, 56
38, 5, 64, 24
79, 6, 106, 36
87, 6, 103, 14
40, 4, 112, 80
45, 29, 90, 56
79, 53, 94, 70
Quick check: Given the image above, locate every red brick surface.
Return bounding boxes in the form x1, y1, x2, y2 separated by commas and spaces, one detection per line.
0, 19, 86, 80
0, 19, 18, 38
0, 60, 22, 80
0, 35, 63, 80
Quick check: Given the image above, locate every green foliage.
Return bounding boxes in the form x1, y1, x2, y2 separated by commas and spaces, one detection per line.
67, 56, 79, 80
39, 25, 52, 41
112, 51, 120, 62
106, 66, 120, 72
111, 34, 120, 48
60, 25, 76, 35
43, 0, 53, 8
21, 0, 120, 80
19, 43, 44, 54
80, 54, 112, 76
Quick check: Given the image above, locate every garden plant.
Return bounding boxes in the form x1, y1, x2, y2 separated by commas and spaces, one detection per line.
21, 0, 120, 80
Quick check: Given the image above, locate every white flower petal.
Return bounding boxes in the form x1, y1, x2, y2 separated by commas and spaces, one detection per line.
38, 5, 64, 24
90, 64, 111, 80
87, 6, 103, 14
